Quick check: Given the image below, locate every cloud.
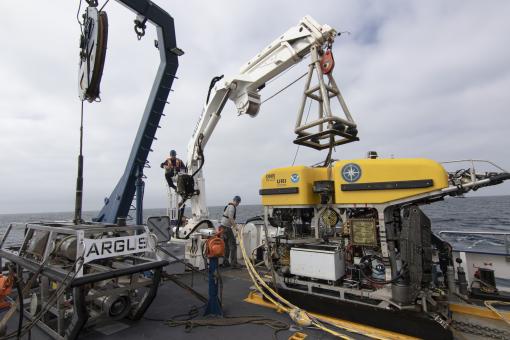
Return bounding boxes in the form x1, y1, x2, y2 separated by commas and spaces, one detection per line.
0, 0, 508, 214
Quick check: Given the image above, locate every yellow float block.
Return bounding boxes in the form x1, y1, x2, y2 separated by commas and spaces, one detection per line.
260, 165, 327, 206
260, 158, 449, 206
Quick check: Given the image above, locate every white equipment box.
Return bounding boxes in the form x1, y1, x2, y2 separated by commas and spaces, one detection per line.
290, 245, 344, 281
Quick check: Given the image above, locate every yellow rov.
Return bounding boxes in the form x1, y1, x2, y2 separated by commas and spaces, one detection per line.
253, 156, 510, 339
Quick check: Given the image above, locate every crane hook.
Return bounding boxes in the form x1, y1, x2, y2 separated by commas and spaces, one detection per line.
134, 18, 147, 40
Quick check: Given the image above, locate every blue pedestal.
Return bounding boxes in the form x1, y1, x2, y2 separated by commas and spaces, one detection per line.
204, 257, 223, 316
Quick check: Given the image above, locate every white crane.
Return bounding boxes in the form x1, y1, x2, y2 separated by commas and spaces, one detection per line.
171, 16, 356, 239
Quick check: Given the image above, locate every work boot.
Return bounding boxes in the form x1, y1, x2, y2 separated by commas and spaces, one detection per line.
231, 263, 241, 269
222, 261, 230, 268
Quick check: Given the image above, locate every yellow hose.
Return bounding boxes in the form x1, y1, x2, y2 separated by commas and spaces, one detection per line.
484, 300, 510, 326
237, 225, 383, 339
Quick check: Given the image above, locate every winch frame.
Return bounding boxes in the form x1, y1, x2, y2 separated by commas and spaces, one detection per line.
0, 222, 168, 340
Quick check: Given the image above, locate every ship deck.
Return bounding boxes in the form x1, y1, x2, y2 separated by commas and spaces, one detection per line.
1, 243, 368, 340
2, 242, 506, 339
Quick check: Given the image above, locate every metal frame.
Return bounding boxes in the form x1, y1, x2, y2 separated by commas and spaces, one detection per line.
440, 159, 508, 173
294, 45, 358, 150
276, 275, 401, 310
94, 0, 181, 225
0, 222, 167, 340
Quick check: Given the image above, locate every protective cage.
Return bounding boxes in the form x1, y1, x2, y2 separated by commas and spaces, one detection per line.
0, 222, 168, 340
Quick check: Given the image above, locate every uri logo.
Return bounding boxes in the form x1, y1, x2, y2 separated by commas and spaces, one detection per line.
341, 163, 362, 183
290, 173, 300, 183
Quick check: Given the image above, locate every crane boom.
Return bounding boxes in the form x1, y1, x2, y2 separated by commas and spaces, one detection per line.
94, 0, 181, 224
175, 16, 338, 237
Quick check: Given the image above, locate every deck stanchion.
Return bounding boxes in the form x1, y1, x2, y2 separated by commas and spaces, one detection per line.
204, 257, 223, 316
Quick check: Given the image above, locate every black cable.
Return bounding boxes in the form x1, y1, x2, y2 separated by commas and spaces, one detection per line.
358, 256, 408, 285
174, 135, 205, 217
76, 0, 84, 29
156, 245, 206, 276
8, 267, 22, 340
175, 203, 186, 229
0, 246, 59, 339
175, 219, 213, 241
165, 315, 289, 334
206, 75, 224, 104
273, 327, 286, 340
1, 237, 84, 339
14, 278, 21, 340
163, 274, 207, 302
16, 256, 85, 337
0, 255, 85, 340
99, 0, 110, 12
171, 305, 203, 321
191, 135, 205, 178
245, 216, 264, 224
144, 305, 205, 322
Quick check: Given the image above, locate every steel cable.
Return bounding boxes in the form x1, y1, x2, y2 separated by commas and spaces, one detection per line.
262, 72, 307, 105
291, 99, 313, 166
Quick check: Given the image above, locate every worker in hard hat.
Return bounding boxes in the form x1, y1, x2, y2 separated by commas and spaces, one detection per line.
160, 150, 185, 190
219, 196, 241, 268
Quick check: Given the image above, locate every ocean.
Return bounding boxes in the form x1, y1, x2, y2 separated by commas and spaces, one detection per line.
1, 196, 508, 252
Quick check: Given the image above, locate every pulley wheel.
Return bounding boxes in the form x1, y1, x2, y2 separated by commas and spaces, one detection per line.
78, 7, 108, 102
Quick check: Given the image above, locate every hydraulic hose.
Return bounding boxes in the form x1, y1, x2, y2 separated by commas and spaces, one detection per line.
245, 216, 264, 224
206, 75, 224, 104
175, 219, 212, 240
191, 134, 205, 178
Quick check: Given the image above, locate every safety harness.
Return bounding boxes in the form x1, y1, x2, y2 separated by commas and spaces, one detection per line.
164, 157, 184, 174
222, 203, 236, 220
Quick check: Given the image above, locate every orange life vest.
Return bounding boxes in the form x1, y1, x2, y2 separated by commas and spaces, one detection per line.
165, 157, 183, 170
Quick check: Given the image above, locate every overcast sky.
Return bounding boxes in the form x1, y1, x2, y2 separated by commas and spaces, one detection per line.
0, 0, 509, 214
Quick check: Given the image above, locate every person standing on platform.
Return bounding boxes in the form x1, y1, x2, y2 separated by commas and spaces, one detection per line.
160, 149, 185, 190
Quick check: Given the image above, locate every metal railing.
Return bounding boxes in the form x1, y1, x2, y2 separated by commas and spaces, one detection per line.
441, 159, 508, 175
438, 230, 510, 261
